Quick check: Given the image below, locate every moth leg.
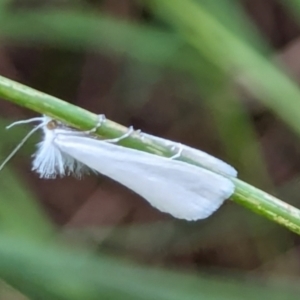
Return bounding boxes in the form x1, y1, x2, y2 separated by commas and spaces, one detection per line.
85, 114, 106, 134
86, 115, 134, 143
105, 126, 134, 143
169, 144, 183, 160
132, 129, 148, 143
135, 131, 183, 159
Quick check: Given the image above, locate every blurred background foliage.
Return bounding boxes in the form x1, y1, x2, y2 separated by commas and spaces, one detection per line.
1, 0, 300, 299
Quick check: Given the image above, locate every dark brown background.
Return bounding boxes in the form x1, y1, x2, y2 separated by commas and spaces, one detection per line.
2, 0, 300, 279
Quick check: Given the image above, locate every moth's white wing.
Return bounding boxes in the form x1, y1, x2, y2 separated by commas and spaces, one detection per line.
141, 133, 237, 177
54, 135, 235, 220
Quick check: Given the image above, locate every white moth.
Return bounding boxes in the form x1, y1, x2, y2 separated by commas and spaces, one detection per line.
2, 115, 237, 221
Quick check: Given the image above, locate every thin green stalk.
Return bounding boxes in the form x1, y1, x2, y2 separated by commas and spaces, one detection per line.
0, 75, 299, 234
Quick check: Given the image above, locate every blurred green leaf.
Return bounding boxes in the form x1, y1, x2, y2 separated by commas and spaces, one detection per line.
0, 234, 299, 300
0, 9, 185, 69
0, 119, 54, 240
144, 0, 300, 136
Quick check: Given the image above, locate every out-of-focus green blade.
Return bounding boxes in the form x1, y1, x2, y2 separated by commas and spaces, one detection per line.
0, 120, 54, 240
281, 0, 300, 12
144, 0, 300, 136
0, 234, 299, 300
0, 10, 185, 69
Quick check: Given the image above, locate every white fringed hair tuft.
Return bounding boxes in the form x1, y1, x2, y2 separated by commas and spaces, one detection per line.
32, 116, 91, 178
1, 115, 91, 179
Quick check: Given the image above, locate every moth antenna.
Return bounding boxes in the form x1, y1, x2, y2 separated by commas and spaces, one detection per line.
0, 122, 46, 171
6, 117, 45, 129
